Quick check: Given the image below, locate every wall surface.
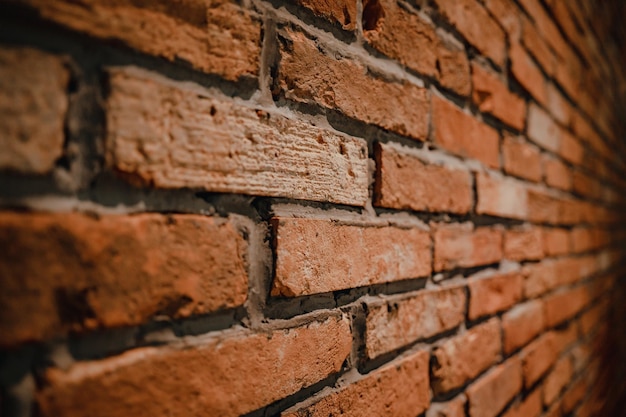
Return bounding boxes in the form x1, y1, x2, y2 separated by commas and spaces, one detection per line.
1, 0, 626, 416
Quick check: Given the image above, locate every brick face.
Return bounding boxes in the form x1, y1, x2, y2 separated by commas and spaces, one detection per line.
476, 173, 528, 219
0, 212, 248, 347
296, 0, 357, 30
502, 135, 542, 182
0, 46, 69, 174
37, 316, 352, 417
433, 223, 503, 271
468, 273, 523, 320
272, 217, 431, 296
503, 300, 544, 353
466, 357, 523, 417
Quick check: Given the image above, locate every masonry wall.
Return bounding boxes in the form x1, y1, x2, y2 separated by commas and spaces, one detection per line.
1, 0, 626, 416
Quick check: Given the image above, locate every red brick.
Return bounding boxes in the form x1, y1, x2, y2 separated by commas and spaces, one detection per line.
572, 171, 597, 200
501, 389, 542, 417
542, 228, 570, 256
437, 36, 471, 96
523, 258, 591, 298
543, 357, 573, 405
558, 129, 584, 165
502, 134, 542, 182
426, 395, 466, 417
0, 212, 247, 348
0, 46, 69, 174
432, 96, 500, 168
561, 378, 586, 413
503, 300, 544, 353
517, 0, 569, 55
363, 0, 438, 77
521, 333, 558, 387
528, 104, 560, 153
271, 217, 431, 296
19, 0, 260, 81
580, 300, 608, 337
283, 350, 430, 417
510, 41, 547, 104
433, 0, 506, 66
484, 0, 522, 40
106, 68, 368, 206
476, 173, 528, 220
543, 155, 572, 191
37, 316, 351, 417
278, 30, 429, 141
520, 18, 556, 76
545, 83, 571, 126
374, 142, 472, 214
504, 227, 544, 261
471, 63, 526, 130
365, 286, 465, 359
544, 286, 590, 327
296, 0, 357, 30
466, 358, 523, 417
468, 273, 523, 320
432, 319, 502, 394
527, 189, 560, 224
552, 324, 578, 354
433, 223, 503, 271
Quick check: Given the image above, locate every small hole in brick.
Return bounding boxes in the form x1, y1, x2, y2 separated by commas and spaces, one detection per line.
210, 105, 217, 116
363, 0, 384, 32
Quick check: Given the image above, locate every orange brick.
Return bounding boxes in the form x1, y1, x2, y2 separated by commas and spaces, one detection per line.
501, 389, 542, 417
522, 333, 558, 387
0, 212, 248, 348
484, 0, 522, 40
502, 134, 542, 182
271, 217, 431, 296
542, 228, 570, 256
282, 350, 430, 417
476, 173, 529, 220
432, 96, 500, 168
18, 0, 260, 81
510, 41, 547, 104
0, 46, 68, 174
437, 36, 472, 96
278, 30, 429, 140
544, 286, 590, 327
433, 0, 506, 66
504, 227, 544, 261
37, 316, 352, 417
543, 155, 572, 191
527, 189, 560, 224
365, 286, 466, 359
433, 223, 503, 271
468, 273, 523, 320
426, 395, 467, 417
543, 357, 573, 405
374, 142, 473, 214
466, 357, 523, 417
528, 104, 560, 153
520, 18, 556, 76
106, 68, 369, 206
432, 319, 502, 394
562, 378, 586, 413
503, 300, 545, 353
517, 0, 569, 55
296, 0, 357, 30
471, 62, 526, 130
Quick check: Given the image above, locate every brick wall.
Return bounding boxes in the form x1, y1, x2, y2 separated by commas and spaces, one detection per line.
1, 0, 625, 416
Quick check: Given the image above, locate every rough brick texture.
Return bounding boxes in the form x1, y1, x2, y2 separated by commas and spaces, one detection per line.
1, 0, 624, 416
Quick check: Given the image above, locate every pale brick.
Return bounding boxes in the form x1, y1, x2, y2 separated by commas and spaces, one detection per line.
434, 223, 503, 271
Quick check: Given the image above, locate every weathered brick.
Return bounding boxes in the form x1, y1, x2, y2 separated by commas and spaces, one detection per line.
0, 46, 68, 174
476, 172, 529, 220
432, 96, 500, 168
468, 273, 523, 320
17, 0, 260, 81
0, 212, 247, 347
502, 389, 542, 417
521, 18, 556, 76
37, 316, 352, 417
365, 286, 466, 359
278, 30, 429, 140
504, 227, 544, 261
528, 104, 560, 153
543, 155, 572, 191
546, 82, 571, 126
471, 63, 526, 130
271, 217, 431, 296
502, 134, 542, 182
437, 35, 471, 96
544, 286, 590, 327
503, 300, 544, 353
282, 350, 429, 417
522, 333, 558, 387
106, 68, 368, 206
426, 395, 466, 417
374, 142, 473, 214
363, 0, 438, 77
433, 223, 503, 271
433, 0, 506, 66
466, 357, 523, 417
527, 189, 560, 224
484, 0, 522, 39
296, 0, 357, 30
542, 228, 570, 256
517, 0, 569, 55
561, 378, 586, 413
543, 357, 573, 405
510, 41, 547, 104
